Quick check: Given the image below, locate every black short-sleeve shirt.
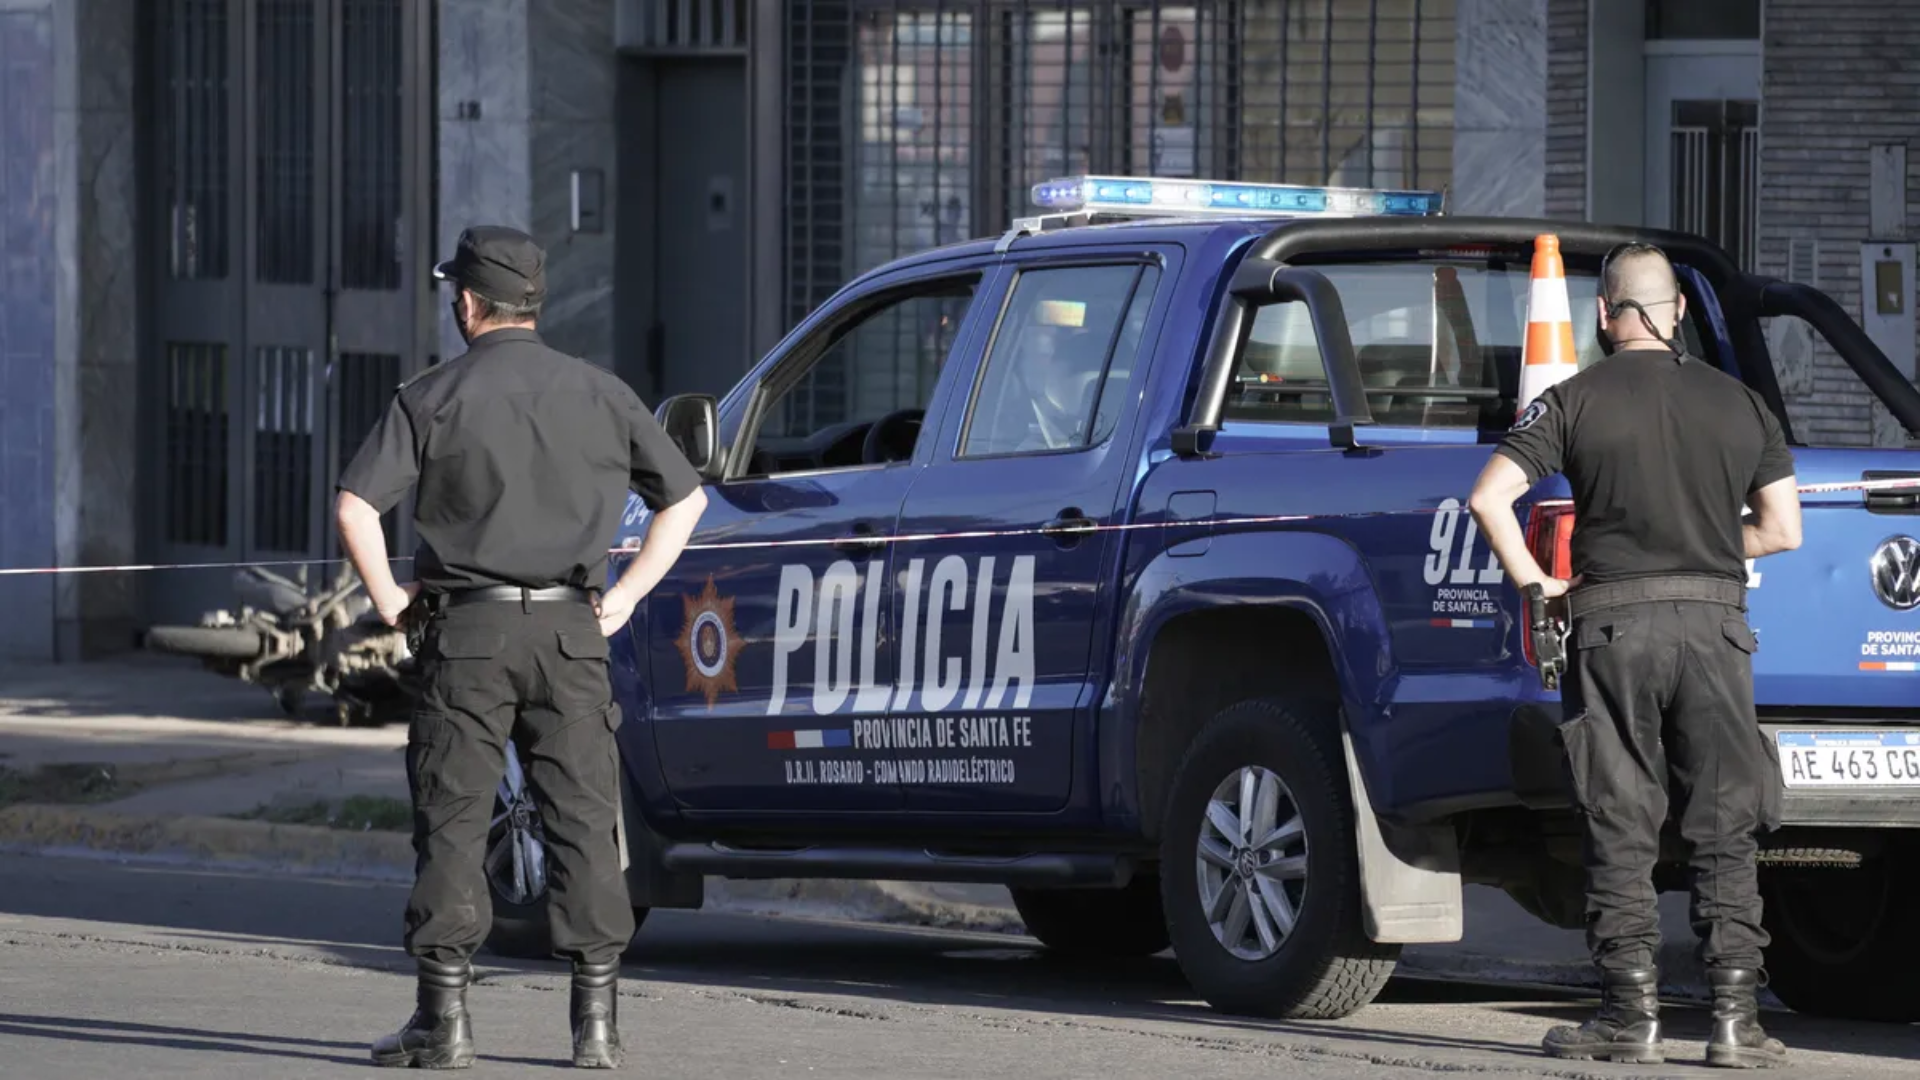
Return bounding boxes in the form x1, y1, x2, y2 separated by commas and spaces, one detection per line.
1494, 348, 1795, 586
337, 328, 703, 593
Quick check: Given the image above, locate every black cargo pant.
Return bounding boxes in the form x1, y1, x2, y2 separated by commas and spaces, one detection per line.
404, 593, 633, 967
1558, 577, 1782, 974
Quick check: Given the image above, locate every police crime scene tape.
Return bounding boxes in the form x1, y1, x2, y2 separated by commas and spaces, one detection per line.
2, 474, 1917, 577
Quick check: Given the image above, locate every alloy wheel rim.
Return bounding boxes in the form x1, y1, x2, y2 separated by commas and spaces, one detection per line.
1195, 765, 1309, 961
486, 743, 547, 906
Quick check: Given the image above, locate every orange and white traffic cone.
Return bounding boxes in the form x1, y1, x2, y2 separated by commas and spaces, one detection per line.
1516, 233, 1580, 418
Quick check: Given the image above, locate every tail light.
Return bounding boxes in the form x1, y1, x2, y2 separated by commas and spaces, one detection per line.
1519, 502, 1575, 667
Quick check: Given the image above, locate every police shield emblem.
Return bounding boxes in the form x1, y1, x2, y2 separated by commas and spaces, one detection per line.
676, 576, 740, 709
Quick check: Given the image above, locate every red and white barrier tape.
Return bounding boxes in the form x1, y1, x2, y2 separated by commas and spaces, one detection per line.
3, 475, 1917, 577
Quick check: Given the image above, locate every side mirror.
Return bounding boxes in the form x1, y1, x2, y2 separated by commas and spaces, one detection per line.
655, 393, 722, 481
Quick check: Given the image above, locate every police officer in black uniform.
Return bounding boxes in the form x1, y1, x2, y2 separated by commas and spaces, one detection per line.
1468, 243, 1803, 1068
335, 225, 708, 1069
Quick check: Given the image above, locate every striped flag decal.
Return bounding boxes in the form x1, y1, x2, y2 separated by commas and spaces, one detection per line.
1430, 618, 1495, 629
767, 729, 854, 750
1859, 661, 1920, 672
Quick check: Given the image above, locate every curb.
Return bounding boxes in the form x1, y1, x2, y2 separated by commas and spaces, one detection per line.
0, 804, 416, 881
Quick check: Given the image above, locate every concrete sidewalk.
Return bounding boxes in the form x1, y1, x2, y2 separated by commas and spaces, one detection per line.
1, 654, 409, 818
0, 655, 1018, 919
0, 655, 1702, 995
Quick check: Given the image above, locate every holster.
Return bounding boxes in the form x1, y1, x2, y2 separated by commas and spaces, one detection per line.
1525, 583, 1569, 691
402, 594, 431, 656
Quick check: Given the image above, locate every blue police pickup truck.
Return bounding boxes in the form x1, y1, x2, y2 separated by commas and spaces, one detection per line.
485, 176, 1920, 1025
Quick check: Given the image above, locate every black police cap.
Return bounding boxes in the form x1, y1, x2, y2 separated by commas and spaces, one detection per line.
432, 225, 547, 306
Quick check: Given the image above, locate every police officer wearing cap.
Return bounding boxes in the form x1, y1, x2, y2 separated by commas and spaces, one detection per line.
335, 225, 708, 1069
1468, 243, 1803, 1068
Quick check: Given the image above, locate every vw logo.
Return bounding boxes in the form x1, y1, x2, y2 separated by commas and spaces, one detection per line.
1870, 536, 1920, 610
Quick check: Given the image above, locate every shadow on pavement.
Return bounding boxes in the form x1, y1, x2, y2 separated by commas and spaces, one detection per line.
0, 656, 327, 726
1494, 1002, 1920, 1064
605, 918, 1571, 1064
0, 1013, 369, 1067
0, 1013, 572, 1071
3, 855, 1913, 1070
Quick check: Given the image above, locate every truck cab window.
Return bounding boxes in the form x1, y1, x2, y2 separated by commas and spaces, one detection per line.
743, 280, 976, 478
1225, 259, 1712, 433
961, 264, 1159, 457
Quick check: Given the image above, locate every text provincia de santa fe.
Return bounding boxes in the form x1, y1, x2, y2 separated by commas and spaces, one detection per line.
784, 714, 1033, 785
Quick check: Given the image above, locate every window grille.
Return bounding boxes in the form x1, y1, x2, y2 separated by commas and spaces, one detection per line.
160, 0, 233, 281
782, 0, 1457, 429
251, 347, 316, 552
165, 342, 232, 547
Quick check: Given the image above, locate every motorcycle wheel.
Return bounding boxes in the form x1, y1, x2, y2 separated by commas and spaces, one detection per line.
145, 625, 264, 660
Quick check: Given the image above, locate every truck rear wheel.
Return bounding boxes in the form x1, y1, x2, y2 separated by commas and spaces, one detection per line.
1159, 698, 1399, 1020
1760, 853, 1920, 1023
1010, 877, 1169, 959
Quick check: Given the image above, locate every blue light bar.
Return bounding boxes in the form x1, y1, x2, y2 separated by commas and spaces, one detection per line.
1029, 175, 1445, 220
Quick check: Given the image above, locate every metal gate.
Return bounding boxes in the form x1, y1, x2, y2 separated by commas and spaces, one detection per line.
783, 0, 1454, 429
147, 0, 435, 623
1668, 99, 1759, 273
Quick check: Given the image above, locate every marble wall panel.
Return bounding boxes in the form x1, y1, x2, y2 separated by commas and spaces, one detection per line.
531, 117, 617, 366
0, 3, 56, 658
437, 0, 533, 362
528, 0, 616, 367
438, 0, 531, 129
1451, 129, 1546, 218
55, 0, 141, 656
437, 0, 619, 368
1453, 0, 1548, 218
530, 0, 619, 123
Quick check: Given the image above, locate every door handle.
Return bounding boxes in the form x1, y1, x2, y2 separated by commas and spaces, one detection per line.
832, 522, 886, 557
1040, 508, 1097, 546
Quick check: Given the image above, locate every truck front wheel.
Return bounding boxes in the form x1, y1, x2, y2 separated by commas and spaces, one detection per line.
1159, 698, 1399, 1020
1760, 853, 1920, 1023
1010, 877, 1170, 959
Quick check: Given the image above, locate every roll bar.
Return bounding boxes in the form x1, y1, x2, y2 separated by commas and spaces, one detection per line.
1170, 215, 1909, 455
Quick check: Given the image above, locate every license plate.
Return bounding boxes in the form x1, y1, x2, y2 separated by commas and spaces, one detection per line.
1775, 730, 1920, 787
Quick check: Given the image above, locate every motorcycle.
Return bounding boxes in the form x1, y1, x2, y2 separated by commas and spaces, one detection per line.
143, 565, 420, 726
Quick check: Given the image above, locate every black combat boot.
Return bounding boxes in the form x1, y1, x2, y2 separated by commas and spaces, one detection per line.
1705, 968, 1787, 1069
371, 957, 477, 1069
1541, 967, 1664, 1064
571, 959, 625, 1069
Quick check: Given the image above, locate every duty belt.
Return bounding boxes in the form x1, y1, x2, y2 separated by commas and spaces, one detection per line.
437, 585, 596, 610
1568, 575, 1746, 619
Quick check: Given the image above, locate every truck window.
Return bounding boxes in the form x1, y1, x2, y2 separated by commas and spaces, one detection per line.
742, 279, 977, 477
959, 263, 1159, 457
1225, 259, 1710, 433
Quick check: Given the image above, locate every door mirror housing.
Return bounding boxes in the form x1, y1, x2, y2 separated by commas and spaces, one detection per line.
655, 393, 722, 481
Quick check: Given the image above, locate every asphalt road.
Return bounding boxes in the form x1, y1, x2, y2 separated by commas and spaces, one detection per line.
0, 854, 1914, 1079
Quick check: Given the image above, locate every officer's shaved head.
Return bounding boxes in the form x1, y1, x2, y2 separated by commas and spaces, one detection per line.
1601, 244, 1678, 307
1596, 242, 1686, 350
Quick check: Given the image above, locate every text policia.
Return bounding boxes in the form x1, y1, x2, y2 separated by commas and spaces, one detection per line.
767, 554, 1037, 785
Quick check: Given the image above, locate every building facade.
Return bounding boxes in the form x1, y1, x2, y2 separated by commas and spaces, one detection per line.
0, 0, 1914, 658
1546, 0, 1919, 450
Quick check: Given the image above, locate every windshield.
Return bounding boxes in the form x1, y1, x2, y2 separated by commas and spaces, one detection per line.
1228, 258, 1711, 434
